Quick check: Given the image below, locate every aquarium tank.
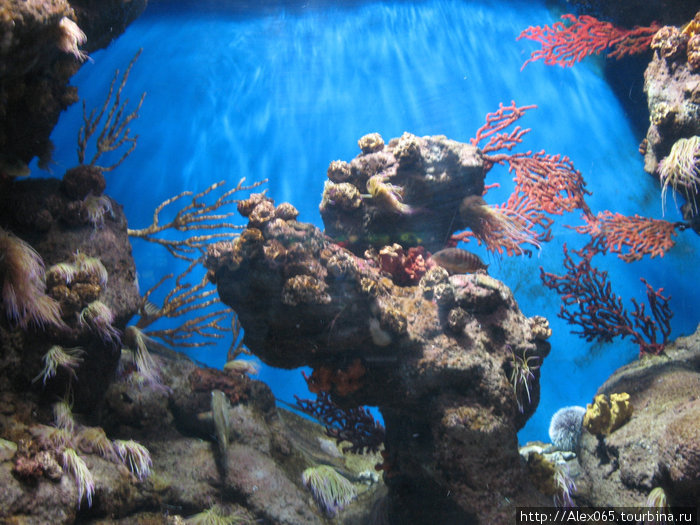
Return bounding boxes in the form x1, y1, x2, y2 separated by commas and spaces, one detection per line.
1, 0, 699, 523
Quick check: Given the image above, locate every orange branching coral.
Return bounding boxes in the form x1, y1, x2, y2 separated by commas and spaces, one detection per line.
574, 211, 685, 262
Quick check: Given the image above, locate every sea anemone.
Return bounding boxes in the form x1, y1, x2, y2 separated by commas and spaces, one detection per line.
57, 17, 88, 62
61, 448, 95, 508
33, 345, 85, 386
658, 136, 700, 215
508, 347, 540, 413
77, 427, 115, 461
123, 326, 161, 387
553, 461, 576, 508
79, 300, 120, 344
113, 439, 152, 480
30, 424, 73, 449
184, 505, 256, 525
0, 226, 64, 329
459, 195, 540, 255
73, 252, 108, 287
301, 464, 357, 517
646, 486, 668, 512
46, 262, 78, 286
53, 400, 76, 434
549, 406, 586, 452
83, 194, 113, 229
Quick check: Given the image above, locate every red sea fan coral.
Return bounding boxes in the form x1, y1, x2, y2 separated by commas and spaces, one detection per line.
0, 226, 64, 329
572, 211, 686, 262
518, 14, 660, 69
539, 244, 672, 356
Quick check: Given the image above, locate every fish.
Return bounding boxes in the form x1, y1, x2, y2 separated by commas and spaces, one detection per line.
430, 247, 488, 275
211, 390, 231, 457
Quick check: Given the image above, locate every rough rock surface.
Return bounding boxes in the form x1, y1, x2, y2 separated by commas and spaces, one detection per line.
574, 324, 700, 508
0, 343, 384, 524
320, 132, 484, 254
0, 173, 140, 411
642, 22, 700, 178
0, 0, 147, 173
205, 183, 553, 523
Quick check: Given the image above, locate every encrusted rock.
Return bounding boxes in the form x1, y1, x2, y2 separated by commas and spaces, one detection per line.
205, 195, 552, 523
433, 282, 455, 308
575, 326, 700, 508
0, 177, 139, 410
529, 316, 552, 340
688, 34, 700, 70
274, 202, 298, 221
319, 181, 363, 211
651, 26, 689, 60
247, 200, 277, 229
0, 0, 146, 170
358, 132, 385, 154
60, 165, 106, 200
320, 133, 485, 254
237, 192, 267, 217
327, 159, 353, 183
643, 17, 700, 185
446, 306, 469, 333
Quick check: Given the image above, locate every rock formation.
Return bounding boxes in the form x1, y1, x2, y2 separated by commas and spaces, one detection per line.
0, 0, 147, 175
574, 324, 700, 509
642, 15, 700, 228
205, 133, 553, 524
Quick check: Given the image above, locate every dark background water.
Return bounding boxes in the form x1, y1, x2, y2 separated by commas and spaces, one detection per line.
33, 0, 700, 443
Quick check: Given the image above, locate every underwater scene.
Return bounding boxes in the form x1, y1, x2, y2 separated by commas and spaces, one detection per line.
1, 0, 700, 523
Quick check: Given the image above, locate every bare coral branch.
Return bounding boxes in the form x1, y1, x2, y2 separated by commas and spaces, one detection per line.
134, 260, 231, 348
127, 178, 266, 261
78, 50, 145, 172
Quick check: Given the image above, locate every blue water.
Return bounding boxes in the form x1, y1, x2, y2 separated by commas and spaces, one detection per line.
34, 0, 700, 443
